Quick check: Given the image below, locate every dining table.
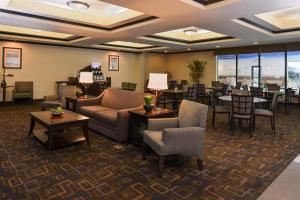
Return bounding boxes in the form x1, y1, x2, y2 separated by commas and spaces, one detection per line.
218, 95, 267, 103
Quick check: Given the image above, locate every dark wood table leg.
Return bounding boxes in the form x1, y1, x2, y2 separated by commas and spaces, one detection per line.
66, 99, 70, 110
83, 123, 90, 146
28, 116, 35, 137
47, 130, 54, 151
3, 87, 6, 103
72, 101, 77, 112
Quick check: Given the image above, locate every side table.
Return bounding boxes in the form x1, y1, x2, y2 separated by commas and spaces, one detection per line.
65, 96, 94, 112
128, 109, 176, 147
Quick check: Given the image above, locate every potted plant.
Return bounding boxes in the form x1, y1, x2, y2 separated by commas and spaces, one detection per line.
144, 95, 154, 113
75, 87, 83, 98
187, 59, 207, 85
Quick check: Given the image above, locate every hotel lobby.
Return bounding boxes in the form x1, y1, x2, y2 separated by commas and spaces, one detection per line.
0, 0, 300, 199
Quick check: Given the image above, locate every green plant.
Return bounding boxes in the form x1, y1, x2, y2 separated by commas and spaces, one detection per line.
187, 59, 207, 84
144, 95, 153, 105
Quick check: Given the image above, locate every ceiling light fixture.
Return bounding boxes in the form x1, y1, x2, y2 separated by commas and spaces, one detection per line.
254, 42, 259, 45
164, 50, 168, 53
216, 46, 220, 48
187, 48, 191, 51
184, 29, 197, 35
66, 1, 89, 11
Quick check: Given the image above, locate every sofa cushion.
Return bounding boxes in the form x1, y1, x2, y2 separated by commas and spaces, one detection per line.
13, 92, 33, 98
101, 88, 144, 110
79, 106, 111, 117
94, 109, 118, 126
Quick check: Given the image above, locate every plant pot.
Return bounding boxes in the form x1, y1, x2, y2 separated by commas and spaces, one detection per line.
144, 104, 154, 113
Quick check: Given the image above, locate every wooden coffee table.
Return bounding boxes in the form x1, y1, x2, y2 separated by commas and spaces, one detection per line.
28, 110, 90, 150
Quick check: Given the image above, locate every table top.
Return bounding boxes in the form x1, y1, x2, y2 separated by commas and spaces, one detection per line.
129, 108, 175, 118
164, 89, 184, 94
218, 95, 267, 103
29, 110, 89, 126
65, 95, 95, 101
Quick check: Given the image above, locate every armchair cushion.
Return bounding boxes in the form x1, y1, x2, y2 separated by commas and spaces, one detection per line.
148, 118, 179, 131
79, 106, 111, 116
162, 127, 205, 157
44, 95, 58, 101
94, 109, 118, 126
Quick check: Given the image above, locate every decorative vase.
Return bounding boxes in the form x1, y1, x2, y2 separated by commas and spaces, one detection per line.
144, 104, 154, 113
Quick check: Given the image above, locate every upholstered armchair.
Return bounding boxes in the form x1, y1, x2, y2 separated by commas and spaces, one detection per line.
143, 100, 208, 177
13, 81, 33, 102
40, 85, 76, 110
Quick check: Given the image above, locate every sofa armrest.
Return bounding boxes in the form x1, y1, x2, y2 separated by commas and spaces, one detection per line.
162, 127, 205, 157
44, 95, 58, 101
76, 95, 103, 112
148, 118, 179, 131
116, 106, 143, 141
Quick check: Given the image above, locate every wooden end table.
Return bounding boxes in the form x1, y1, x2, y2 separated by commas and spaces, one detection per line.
65, 96, 94, 112
28, 110, 90, 150
128, 109, 176, 147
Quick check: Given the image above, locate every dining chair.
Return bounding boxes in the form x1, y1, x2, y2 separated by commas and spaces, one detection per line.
143, 100, 208, 177
278, 88, 293, 115
212, 81, 220, 87
231, 94, 254, 138
267, 83, 280, 92
183, 87, 197, 101
253, 92, 278, 135
250, 87, 264, 108
210, 91, 231, 128
242, 84, 249, 92
157, 93, 174, 109
235, 82, 242, 89
232, 89, 249, 95
196, 84, 210, 104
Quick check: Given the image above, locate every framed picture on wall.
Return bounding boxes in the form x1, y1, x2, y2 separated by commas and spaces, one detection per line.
2, 47, 22, 69
108, 55, 119, 71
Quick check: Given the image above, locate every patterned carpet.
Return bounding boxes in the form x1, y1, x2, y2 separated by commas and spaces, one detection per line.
0, 103, 299, 200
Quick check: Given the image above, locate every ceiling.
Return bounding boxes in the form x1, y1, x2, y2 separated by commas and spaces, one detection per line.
1, 0, 300, 53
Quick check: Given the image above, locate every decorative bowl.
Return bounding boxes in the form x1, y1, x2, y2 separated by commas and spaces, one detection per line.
51, 111, 64, 117
144, 104, 154, 113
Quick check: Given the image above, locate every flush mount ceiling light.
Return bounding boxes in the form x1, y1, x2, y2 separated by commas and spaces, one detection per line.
183, 27, 211, 35
66, 1, 90, 11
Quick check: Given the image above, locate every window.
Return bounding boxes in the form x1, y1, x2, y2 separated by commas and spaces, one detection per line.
237, 54, 259, 87
261, 52, 285, 88
287, 51, 300, 91
217, 55, 236, 86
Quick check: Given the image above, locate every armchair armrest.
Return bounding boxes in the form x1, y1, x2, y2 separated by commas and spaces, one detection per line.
162, 127, 205, 157
76, 94, 104, 112
148, 118, 179, 131
44, 95, 58, 101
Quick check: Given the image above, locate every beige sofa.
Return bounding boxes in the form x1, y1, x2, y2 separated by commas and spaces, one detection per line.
76, 88, 144, 142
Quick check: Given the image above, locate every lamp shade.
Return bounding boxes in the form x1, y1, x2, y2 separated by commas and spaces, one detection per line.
79, 72, 94, 84
147, 73, 168, 90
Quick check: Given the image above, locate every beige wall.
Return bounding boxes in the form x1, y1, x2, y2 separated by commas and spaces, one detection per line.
166, 51, 216, 86
143, 51, 216, 86
0, 42, 142, 101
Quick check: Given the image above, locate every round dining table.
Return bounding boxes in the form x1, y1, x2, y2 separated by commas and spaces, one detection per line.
218, 95, 267, 103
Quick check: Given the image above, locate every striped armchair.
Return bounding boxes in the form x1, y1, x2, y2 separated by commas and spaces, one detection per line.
143, 100, 208, 177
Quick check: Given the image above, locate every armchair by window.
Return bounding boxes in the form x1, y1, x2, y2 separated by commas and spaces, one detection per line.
143, 100, 208, 177
12, 81, 33, 102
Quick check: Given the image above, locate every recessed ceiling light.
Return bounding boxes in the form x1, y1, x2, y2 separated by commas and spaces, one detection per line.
216, 46, 220, 48
254, 42, 259, 45
187, 48, 191, 51
164, 50, 168, 53
66, 1, 89, 11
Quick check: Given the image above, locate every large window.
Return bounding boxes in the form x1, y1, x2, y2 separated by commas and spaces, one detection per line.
217, 55, 236, 86
260, 52, 285, 88
237, 54, 259, 87
287, 51, 300, 91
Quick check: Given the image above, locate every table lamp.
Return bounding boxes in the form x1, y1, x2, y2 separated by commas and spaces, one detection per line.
79, 72, 94, 95
147, 73, 168, 109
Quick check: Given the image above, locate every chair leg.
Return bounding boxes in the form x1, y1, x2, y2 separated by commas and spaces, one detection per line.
253, 115, 256, 131
197, 159, 203, 170
142, 142, 148, 160
231, 117, 235, 135
158, 155, 165, 178
212, 112, 216, 128
272, 116, 275, 135
249, 119, 253, 138
228, 113, 231, 126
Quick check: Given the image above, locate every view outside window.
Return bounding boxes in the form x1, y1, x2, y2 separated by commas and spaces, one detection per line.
237, 54, 259, 87
287, 51, 300, 92
261, 52, 285, 88
217, 55, 236, 86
